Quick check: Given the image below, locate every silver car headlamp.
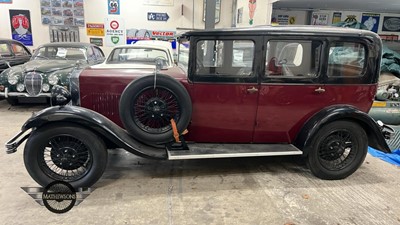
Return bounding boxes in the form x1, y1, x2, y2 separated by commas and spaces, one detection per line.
8, 74, 19, 85
16, 83, 25, 92
42, 83, 50, 92
48, 73, 59, 85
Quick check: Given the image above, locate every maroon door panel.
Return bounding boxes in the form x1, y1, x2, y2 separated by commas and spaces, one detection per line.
185, 83, 259, 143
253, 84, 377, 143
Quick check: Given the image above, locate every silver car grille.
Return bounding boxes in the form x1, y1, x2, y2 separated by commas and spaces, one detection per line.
24, 72, 43, 96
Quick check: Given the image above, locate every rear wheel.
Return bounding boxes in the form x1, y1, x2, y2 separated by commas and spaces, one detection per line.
307, 120, 368, 180
24, 124, 108, 188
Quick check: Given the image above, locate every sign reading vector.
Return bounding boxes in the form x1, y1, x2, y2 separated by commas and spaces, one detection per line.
105, 17, 125, 46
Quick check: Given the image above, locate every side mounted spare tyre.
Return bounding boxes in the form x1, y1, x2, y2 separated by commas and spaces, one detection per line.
119, 74, 192, 144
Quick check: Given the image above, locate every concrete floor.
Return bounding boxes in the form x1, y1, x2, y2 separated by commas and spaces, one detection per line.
1, 100, 400, 225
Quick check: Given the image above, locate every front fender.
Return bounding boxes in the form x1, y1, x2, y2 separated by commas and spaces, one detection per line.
294, 105, 391, 155
22, 105, 167, 159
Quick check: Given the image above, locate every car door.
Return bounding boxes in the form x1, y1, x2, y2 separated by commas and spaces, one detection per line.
253, 38, 330, 143
186, 36, 262, 143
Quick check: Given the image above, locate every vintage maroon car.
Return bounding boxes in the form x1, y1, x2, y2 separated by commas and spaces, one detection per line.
6, 26, 394, 188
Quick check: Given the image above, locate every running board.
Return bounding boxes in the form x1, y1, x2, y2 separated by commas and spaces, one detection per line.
167, 143, 303, 160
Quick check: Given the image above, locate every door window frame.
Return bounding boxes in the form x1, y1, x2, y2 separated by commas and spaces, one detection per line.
188, 36, 263, 84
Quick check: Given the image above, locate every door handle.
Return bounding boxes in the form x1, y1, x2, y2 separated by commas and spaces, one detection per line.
314, 87, 325, 93
247, 87, 258, 94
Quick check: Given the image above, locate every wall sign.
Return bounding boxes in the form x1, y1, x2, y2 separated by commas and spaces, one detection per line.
361, 13, 380, 33
9, 10, 33, 46
86, 23, 104, 36
147, 12, 169, 21
0, 0, 12, 3
40, 0, 85, 26
108, 0, 120, 15
311, 13, 329, 25
105, 17, 125, 46
382, 16, 400, 32
332, 12, 342, 24
277, 14, 289, 25
90, 38, 103, 46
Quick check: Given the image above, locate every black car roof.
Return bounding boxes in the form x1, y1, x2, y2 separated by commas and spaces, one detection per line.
180, 25, 380, 40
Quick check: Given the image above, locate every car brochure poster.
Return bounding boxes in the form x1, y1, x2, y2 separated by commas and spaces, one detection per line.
9, 9, 33, 46
40, 0, 85, 26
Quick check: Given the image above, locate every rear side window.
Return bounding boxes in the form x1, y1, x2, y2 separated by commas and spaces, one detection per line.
328, 42, 366, 77
11, 43, 30, 56
0, 43, 12, 57
266, 40, 321, 77
196, 40, 255, 77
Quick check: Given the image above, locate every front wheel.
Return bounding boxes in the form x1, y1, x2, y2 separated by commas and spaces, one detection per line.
307, 120, 368, 180
24, 124, 108, 188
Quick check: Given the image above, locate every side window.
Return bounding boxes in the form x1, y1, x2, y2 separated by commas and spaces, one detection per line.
93, 47, 104, 61
87, 47, 95, 62
11, 43, 30, 56
196, 39, 254, 76
0, 43, 13, 57
328, 42, 366, 77
266, 40, 321, 77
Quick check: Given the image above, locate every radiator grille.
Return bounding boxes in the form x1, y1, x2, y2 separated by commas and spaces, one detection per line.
24, 72, 43, 96
90, 93, 120, 116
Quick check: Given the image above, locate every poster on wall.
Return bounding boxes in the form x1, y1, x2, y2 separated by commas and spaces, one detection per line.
105, 17, 125, 47
382, 16, 400, 32
126, 28, 176, 44
0, 0, 12, 3
361, 13, 380, 33
277, 15, 289, 25
40, 0, 85, 26
311, 13, 329, 25
9, 10, 33, 46
342, 12, 362, 23
108, 0, 120, 15
332, 12, 342, 24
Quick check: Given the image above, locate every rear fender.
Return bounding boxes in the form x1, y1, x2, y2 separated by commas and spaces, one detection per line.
294, 105, 391, 155
22, 105, 167, 159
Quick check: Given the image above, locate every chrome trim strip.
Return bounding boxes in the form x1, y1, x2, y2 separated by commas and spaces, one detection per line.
168, 149, 302, 160
0, 92, 51, 97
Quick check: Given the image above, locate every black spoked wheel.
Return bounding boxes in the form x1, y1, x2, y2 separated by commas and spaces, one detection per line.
307, 120, 368, 180
317, 130, 357, 171
119, 74, 192, 144
133, 87, 180, 134
24, 124, 108, 188
41, 135, 92, 182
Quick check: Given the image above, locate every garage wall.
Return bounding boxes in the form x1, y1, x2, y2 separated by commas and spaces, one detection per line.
272, 8, 400, 36
0, 0, 239, 54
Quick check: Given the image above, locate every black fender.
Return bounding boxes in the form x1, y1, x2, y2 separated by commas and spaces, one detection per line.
22, 105, 167, 159
294, 105, 391, 155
